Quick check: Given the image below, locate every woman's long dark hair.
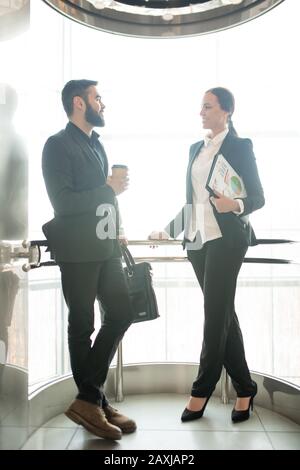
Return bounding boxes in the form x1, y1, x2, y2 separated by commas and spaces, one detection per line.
206, 87, 238, 136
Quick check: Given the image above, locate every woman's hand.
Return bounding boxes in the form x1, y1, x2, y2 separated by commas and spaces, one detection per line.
210, 190, 240, 213
148, 230, 170, 240
148, 230, 170, 249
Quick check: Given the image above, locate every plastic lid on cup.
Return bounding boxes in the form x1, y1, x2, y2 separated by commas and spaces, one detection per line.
112, 164, 128, 169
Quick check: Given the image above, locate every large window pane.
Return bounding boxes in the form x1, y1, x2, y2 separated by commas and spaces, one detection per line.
28, 0, 300, 388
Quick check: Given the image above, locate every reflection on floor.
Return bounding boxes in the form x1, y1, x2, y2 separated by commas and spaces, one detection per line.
21, 393, 300, 450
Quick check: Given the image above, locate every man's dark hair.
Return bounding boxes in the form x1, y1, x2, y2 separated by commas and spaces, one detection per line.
61, 79, 98, 117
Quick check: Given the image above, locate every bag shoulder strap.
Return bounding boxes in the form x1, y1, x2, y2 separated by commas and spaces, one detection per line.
121, 245, 136, 272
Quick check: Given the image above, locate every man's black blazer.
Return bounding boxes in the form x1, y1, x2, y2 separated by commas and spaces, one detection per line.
42, 122, 121, 263
166, 132, 265, 249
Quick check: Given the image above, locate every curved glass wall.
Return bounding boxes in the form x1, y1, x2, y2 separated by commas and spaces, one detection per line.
28, 0, 300, 389
0, 6, 30, 449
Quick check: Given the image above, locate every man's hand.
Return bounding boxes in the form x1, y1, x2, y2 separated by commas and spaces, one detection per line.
210, 190, 240, 213
107, 175, 129, 195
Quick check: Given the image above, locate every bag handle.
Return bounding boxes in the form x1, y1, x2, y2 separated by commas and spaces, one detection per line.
121, 245, 136, 274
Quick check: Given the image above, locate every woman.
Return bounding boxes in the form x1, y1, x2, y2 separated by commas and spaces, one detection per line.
150, 87, 264, 423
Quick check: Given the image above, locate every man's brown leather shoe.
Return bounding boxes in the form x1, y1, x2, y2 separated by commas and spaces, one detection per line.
65, 399, 122, 440
103, 405, 137, 433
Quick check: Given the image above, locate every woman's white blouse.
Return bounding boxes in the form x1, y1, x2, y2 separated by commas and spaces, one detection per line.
186, 128, 229, 244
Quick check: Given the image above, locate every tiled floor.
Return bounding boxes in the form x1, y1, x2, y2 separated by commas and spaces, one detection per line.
21, 394, 300, 450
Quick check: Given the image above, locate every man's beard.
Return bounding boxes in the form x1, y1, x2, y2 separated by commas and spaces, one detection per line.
85, 102, 105, 127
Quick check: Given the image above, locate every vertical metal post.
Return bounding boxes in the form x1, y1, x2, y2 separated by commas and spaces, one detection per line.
115, 341, 124, 402
220, 367, 230, 404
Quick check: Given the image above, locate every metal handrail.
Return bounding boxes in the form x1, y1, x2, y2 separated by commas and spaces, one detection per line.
127, 239, 297, 245
123, 256, 296, 264
21, 238, 298, 271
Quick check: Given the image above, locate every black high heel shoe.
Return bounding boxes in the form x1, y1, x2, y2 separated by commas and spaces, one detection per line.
231, 384, 257, 423
181, 395, 211, 422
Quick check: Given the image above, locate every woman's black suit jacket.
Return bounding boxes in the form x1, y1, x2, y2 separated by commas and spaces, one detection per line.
166, 133, 265, 249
